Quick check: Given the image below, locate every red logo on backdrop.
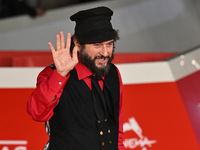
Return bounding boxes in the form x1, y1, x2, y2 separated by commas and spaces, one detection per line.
123, 117, 157, 150
0, 140, 27, 150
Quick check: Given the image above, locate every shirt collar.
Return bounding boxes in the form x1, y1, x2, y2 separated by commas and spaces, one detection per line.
75, 62, 93, 80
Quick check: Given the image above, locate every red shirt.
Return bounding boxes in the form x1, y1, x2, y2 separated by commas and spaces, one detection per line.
27, 62, 124, 150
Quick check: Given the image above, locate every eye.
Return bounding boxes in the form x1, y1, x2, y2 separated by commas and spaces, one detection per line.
107, 42, 113, 47
93, 43, 101, 48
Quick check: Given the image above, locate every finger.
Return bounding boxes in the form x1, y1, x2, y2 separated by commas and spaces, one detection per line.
48, 41, 56, 53
65, 33, 71, 51
56, 34, 61, 51
72, 45, 79, 61
60, 31, 65, 49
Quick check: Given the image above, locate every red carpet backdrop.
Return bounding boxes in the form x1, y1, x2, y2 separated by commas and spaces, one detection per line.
0, 51, 200, 150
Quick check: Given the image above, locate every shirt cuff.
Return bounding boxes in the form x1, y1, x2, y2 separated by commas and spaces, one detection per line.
48, 69, 70, 92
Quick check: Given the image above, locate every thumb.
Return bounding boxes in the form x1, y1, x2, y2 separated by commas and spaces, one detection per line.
72, 45, 79, 62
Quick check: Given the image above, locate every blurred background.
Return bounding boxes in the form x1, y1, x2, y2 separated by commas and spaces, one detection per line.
0, 0, 200, 53
1, 0, 200, 150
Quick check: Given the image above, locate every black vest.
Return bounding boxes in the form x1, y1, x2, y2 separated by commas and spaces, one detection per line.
49, 64, 120, 150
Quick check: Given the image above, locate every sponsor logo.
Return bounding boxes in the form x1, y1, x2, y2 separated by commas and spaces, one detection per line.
0, 140, 27, 150
123, 117, 157, 150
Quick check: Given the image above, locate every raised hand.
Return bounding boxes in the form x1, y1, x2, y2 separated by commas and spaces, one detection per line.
48, 31, 79, 76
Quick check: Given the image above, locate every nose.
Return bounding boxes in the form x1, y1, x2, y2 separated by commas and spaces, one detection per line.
101, 45, 108, 56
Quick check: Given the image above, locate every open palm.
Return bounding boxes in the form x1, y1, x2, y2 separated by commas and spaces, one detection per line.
48, 31, 79, 76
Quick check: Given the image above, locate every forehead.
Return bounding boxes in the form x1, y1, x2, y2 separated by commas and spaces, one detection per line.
96, 40, 114, 44
83, 40, 114, 48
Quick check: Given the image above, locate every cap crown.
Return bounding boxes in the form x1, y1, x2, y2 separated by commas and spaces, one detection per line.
70, 6, 115, 43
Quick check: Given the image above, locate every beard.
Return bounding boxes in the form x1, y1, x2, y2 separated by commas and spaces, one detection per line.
79, 46, 114, 77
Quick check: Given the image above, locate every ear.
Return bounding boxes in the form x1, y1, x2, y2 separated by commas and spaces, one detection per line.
73, 38, 81, 52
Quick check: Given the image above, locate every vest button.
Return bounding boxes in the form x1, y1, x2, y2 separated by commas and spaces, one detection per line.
104, 118, 107, 122
102, 142, 105, 146
108, 129, 111, 133
100, 131, 103, 135
109, 140, 112, 144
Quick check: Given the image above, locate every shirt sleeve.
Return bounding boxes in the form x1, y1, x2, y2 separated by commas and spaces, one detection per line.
117, 68, 125, 150
27, 66, 70, 122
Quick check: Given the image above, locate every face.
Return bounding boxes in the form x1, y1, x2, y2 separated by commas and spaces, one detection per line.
79, 40, 114, 76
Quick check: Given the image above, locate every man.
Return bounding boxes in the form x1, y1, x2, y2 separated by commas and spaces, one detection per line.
27, 6, 124, 150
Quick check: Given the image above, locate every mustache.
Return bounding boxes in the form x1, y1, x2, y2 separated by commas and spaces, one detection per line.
95, 55, 111, 59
